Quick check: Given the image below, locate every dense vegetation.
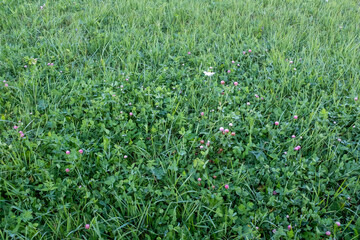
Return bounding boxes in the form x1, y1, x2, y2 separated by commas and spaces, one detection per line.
1, 0, 360, 239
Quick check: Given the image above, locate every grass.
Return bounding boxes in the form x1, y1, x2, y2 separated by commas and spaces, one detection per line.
0, 0, 360, 239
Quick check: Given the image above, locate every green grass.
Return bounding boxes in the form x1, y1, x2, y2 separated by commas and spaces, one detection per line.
1, 0, 360, 239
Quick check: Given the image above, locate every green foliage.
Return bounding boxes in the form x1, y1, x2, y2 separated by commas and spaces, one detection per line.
0, 0, 359, 239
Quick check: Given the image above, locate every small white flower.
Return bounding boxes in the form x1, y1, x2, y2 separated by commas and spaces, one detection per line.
203, 71, 215, 77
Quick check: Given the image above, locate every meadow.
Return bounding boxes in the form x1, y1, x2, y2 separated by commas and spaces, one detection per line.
1, 0, 360, 239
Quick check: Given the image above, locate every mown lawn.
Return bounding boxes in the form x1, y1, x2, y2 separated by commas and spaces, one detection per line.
1, 0, 360, 239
